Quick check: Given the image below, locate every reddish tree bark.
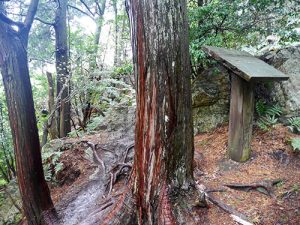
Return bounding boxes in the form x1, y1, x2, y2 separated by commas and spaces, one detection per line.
127, 0, 195, 224
0, 1, 55, 224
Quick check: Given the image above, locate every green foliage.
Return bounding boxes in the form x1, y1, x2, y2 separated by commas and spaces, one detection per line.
0, 88, 15, 183
86, 117, 104, 132
255, 100, 282, 131
0, 179, 7, 186
257, 115, 278, 131
256, 99, 282, 117
188, 0, 300, 74
42, 145, 64, 182
31, 72, 51, 134
112, 63, 133, 79
72, 70, 135, 122
287, 117, 300, 134
290, 138, 300, 152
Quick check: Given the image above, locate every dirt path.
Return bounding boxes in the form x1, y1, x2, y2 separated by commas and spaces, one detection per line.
50, 130, 134, 225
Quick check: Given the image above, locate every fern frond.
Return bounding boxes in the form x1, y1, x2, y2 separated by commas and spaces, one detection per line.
256, 99, 267, 116
265, 105, 282, 117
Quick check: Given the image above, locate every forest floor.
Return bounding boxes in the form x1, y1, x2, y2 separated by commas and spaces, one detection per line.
46, 123, 300, 225
194, 124, 300, 225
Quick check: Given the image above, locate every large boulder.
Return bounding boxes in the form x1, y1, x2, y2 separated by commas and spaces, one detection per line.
192, 67, 230, 133
261, 45, 300, 115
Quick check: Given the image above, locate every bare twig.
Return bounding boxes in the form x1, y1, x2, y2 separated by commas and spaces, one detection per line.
68, 4, 94, 19
79, 0, 95, 17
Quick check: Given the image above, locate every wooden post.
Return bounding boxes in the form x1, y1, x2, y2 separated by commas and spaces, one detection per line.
228, 74, 255, 162
202, 45, 289, 162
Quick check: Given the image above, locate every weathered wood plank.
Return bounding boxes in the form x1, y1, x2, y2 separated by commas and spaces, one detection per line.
203, 46, 289, 82
228, 74, 254, 162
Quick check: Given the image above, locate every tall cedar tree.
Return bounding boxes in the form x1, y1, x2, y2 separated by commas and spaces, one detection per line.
127, 0, 195, 224
0, 1, 56, 224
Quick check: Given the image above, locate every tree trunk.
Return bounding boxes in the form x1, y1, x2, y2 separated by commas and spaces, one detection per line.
112, 0, 119, 66
0, 23, 55, 224
127, 0, 195, 223
54, 0, 71, 138
46, 72, 59, 139
92, 0, 107, 69
41, 122, 49, 148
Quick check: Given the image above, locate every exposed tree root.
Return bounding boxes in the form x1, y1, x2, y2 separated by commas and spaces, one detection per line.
100, 182, 208, 225
123, 144, 134, 163
196, 183, 254, 225
224, 179, 282, 197
169, 184, 206, 224
100, 187, 136, 225
86, 141, 106, 171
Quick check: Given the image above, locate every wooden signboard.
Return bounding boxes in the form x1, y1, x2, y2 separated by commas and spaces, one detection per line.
203, 46, 289, 162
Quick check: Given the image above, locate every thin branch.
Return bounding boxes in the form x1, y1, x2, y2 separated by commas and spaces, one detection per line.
79, 0, 95, 17
95, 0, 102, 15
96, 0, 106, 16
0, 12, 24, 27
68, 4, 94, 19
23, 0, 39, 30
34, 17, 54, 26
29, 57, 54, 64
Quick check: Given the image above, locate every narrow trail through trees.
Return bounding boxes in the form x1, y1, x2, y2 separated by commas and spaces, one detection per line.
53, 124, 135, 225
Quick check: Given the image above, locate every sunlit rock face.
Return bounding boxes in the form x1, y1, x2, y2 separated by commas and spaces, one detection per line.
192, 67, 230, 134
261, 45, 300, 115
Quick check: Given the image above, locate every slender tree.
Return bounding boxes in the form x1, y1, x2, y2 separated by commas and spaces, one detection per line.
46, 72, 59, 139
0, 1, 55, 224
68, 0, 107, 68
54, 0, 71, 137
127, 0, 196, 223
112, 0, 119, 66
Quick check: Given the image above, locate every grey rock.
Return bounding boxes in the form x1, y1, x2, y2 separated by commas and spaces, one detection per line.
192, 67, 230, 133
0, 180, 22, 224
261, 45, 300, 115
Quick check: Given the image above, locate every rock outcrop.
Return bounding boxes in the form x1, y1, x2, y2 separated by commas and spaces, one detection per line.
192, 67, 230, 133
192, 45, 300, 133
261, 45, 300, 115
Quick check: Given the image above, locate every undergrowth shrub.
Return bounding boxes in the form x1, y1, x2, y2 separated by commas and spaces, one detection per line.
287, 117, 300, 134
42, 143, 64, 182
290, 138, 300, 152
255, 99, 282, 131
